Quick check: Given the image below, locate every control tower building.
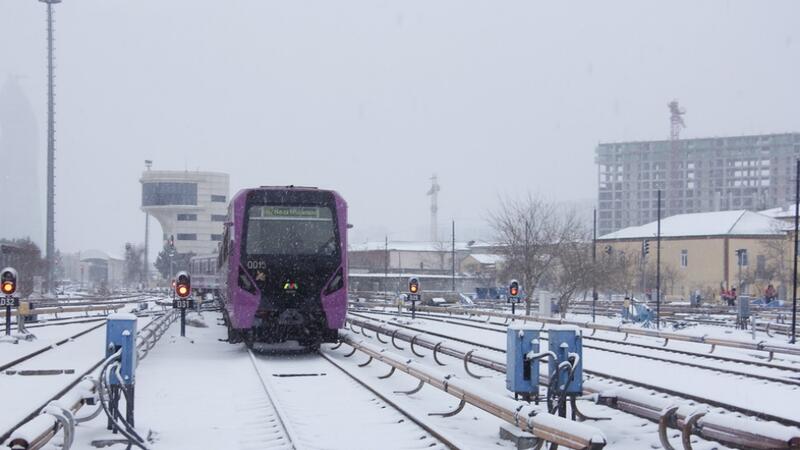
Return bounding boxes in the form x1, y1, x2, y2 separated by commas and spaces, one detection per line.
140, 168, 230, 255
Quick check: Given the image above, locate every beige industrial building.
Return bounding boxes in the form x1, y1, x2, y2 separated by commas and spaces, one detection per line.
597, 210, 791, 301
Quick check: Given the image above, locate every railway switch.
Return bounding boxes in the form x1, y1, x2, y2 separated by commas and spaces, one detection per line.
548, 326, 583, 395
105, 313, 139, 429
506, 324, 540, 401
106, 313, 138, 385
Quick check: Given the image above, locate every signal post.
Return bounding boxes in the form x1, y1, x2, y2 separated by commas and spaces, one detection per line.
172, 271, 193, 337
408, 277, 421, 320
1, 268, 19, 337
508, 279, 521, 315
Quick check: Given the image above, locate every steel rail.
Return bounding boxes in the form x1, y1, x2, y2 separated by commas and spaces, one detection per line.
414, 305, 800, 358
319, 351, 462, 449
0, 305, 122, 319
355, 307, 800, 372
351, 310, 800, 386
352, 315, 800, 428
0, 322, 106, 373
2, 310, 178, 449
247, 349, 299, 450
338, 333, 607, 450
348, 316, 800, 450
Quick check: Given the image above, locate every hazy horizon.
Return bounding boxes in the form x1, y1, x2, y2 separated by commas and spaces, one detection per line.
1, 1, 798, 258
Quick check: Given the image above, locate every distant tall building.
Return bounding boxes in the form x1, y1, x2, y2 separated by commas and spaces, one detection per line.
140, 169, 230, 255
596, 132, 800, 236
0, 77, 43, 246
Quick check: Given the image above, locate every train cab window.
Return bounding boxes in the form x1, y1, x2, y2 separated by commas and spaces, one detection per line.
245, 205, 338, 257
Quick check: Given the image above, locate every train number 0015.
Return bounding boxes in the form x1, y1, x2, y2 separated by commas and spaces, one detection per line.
246, 260, 267, 270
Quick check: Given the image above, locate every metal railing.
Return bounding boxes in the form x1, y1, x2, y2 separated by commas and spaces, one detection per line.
413, 305, 800, 358
4, 310, 178, 450
338, 333, 607, 450
347, 316, 800, 450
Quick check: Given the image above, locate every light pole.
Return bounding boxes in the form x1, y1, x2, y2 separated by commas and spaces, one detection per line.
143, 160, 152, 289
39, 0, 61, 294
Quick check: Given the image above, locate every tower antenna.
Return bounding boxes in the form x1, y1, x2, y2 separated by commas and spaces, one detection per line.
427, 175, 440, 242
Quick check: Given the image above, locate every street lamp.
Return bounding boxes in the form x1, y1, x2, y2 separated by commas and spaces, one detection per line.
143, 160, 152, 289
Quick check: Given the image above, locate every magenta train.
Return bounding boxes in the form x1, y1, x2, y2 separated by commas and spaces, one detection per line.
218, 186, 348, 347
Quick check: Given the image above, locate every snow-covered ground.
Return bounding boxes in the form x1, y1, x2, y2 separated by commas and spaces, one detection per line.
5, 303, 800, 449
70, 312, 513, 449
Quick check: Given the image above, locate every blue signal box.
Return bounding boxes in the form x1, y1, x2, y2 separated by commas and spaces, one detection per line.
506, 324, 540, 398
548, 326, 583, 395
106, 313, 138, 385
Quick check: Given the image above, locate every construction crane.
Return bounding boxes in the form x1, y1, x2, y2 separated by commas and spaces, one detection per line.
666, 100, 686, 217
668, 100, 686, 141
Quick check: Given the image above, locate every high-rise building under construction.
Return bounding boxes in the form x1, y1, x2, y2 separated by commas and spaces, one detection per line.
596, 132, 800, 236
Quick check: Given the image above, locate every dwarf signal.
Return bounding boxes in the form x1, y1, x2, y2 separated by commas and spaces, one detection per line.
1, 267, 17, 296
172, 271, 194, 337
408, 276, 421, 319
508, 279, 520, 299
508, 279, 522, 315
175, 272, 191, 299
1, 267, 19, 336
408, 277, 420, 295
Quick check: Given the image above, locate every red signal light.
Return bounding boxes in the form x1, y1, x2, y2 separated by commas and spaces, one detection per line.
1, 281, 14, 295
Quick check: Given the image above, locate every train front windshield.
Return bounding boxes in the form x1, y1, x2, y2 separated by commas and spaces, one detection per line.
245, 205, 339, 257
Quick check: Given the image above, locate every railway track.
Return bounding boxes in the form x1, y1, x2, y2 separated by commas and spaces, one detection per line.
247, 347, 457, 449
0, 311, 176, 448
350, 310, 800, 430
0, 321, 106, 373
354, 308, 800, 373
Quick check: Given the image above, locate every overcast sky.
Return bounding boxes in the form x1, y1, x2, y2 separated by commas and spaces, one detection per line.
1, 1, 799, 257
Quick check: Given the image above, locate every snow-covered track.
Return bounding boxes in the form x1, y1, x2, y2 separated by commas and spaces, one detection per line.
247, 347, 452, 450
347, 315, 800, 450
354, 309, 800, 385
0, 311, 177, 448
245, 349, 299, 450
0, 321, 105, 373
318, 351, 462, 449
413, 305, 800, 359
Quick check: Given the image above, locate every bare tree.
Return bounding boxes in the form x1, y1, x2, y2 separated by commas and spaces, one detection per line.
489, 194, 583, 314
597, 247, 638, 297
546, 229, 594, 317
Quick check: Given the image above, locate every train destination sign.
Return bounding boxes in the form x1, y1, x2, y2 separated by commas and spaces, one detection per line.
250, 206, 332, 220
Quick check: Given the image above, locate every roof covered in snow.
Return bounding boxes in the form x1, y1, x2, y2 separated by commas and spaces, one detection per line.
598, 210, 788, 240
760, 204, 799, 219
349, 241, 472, 252
80, 249, 124, 261
467, 254, 505, 265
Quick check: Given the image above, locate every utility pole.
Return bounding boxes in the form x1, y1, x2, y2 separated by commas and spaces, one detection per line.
143, 160, 152, 289
384, 235, 389, 295
656, 190, 662, 329
524, 220, 531, 315
40, 0, 62, 294
451, 220, 455, 292
792, 159, 799, 344
592, 209, 597, 323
